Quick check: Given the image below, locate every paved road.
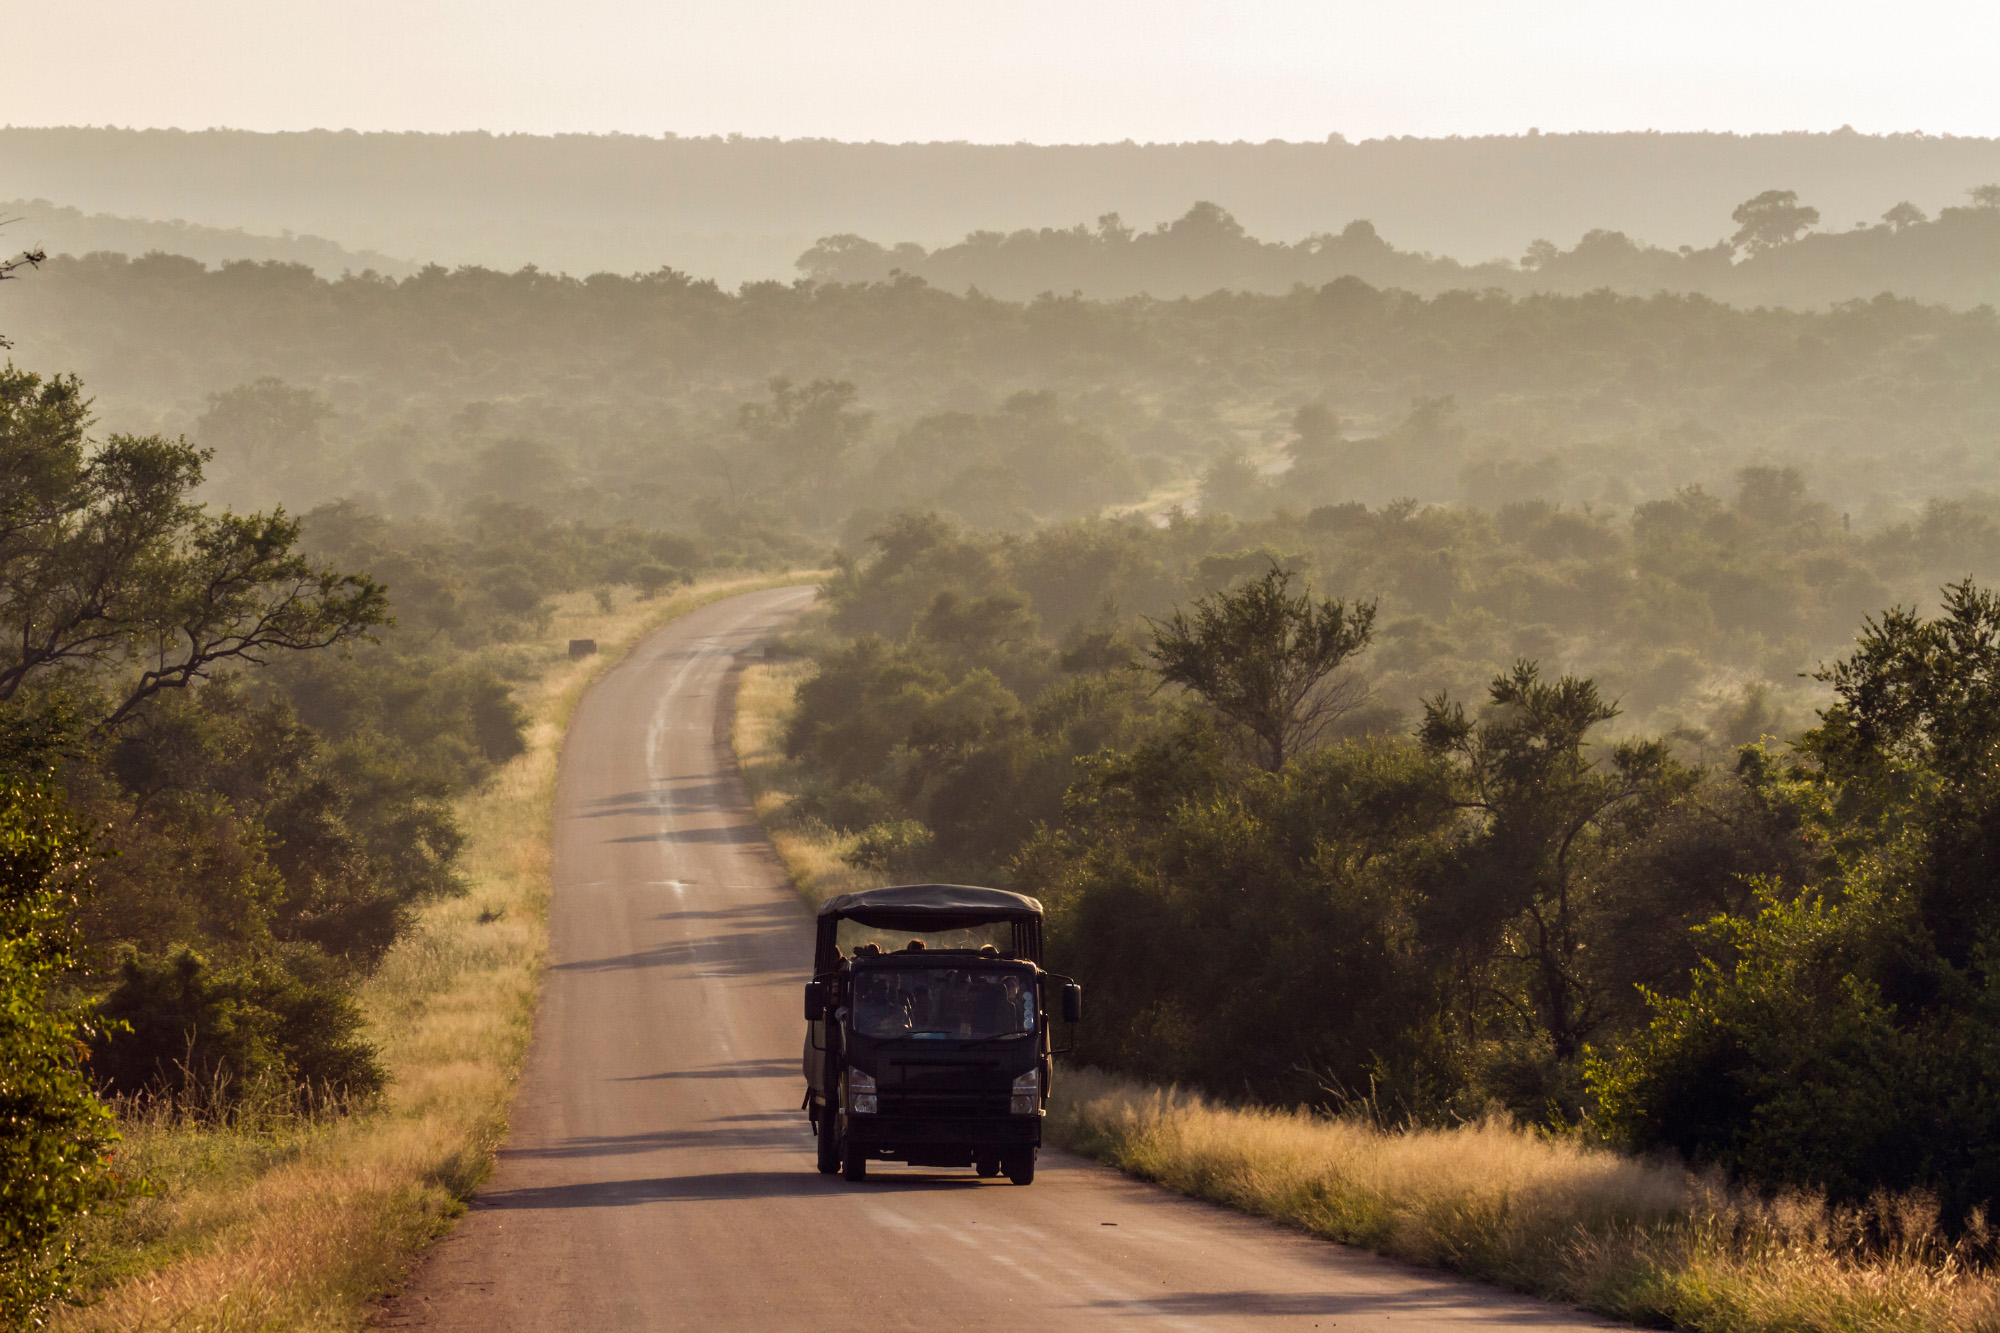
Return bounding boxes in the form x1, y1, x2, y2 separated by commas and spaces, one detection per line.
384, 586, 1613, 1331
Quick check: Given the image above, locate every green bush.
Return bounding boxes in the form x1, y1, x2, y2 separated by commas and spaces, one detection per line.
91, 947, 383, 1112
0, 779, 122, 1325
630, 562, 688, 598
1592, 582, 2000, 1220
841, 819, 934, 872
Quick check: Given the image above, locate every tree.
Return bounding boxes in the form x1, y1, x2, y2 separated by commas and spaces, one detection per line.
1970, 184, 2000, 209
1420, 665, 1687, 1071
1592, 582, 2000, 1215
1197, 448, 1268, 519
0, 245, 45, 351
1147, 565, 1376, 771
1881, 201, 1929, 230
0, 771, 121, 1324
1730, 189, 1820, 254
1805, 579, 2000, 964
738, 376, 872, 523
196, 377, 331, 476
0, 368, 388, 731
1286, 403, 1341, 464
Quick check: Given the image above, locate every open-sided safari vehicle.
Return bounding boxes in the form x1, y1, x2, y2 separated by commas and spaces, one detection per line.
802, 884, 1081, 1184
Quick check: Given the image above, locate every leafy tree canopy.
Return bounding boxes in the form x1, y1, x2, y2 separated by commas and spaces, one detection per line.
0, 367, 388, 731
1147, 564, 1376, 771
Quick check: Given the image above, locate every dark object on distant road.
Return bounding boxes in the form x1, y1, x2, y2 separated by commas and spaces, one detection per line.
803, 884, 1081, 1186
568, 639, 597, 659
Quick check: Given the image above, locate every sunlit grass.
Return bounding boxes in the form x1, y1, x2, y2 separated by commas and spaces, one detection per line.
732, 657, 885, 906
55, 574, 818, 1332
1050, 1067, 2000, 1333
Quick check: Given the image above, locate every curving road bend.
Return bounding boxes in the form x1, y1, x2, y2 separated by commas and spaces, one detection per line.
383, 586, 1613, 1331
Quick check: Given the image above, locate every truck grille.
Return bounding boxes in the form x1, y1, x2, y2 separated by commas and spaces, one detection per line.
878, 1090, 1011, 1118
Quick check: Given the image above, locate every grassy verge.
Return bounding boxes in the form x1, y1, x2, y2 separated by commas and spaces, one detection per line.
730, 662, 2000, 1333
57, 574, 816, 1333
732, 656, 884, 908
1050, 1069, 2000, 1333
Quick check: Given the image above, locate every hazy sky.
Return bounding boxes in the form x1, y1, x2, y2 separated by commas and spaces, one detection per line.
11, 0, 1997, 142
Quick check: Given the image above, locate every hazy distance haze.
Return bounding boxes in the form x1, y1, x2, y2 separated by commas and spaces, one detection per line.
8, 128, 2000, 287
14, 0, 1999, 144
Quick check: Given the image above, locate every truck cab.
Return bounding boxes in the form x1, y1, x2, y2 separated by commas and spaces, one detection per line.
802, 884, 1080, 1184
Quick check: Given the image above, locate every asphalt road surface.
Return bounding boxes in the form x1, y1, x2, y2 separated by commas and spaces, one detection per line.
384, 586, 1614, 1331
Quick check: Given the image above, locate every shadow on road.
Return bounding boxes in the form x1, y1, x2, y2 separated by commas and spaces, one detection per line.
649, 901, 797, 924
616, 1058, 798, 1080
577, 778, 743, 819
607, 823, 762, 845
473, 1169, 990, 1208
500, 1124, 804, 1158
549, 930, 790, 976
1077, 1289, 1596, 1323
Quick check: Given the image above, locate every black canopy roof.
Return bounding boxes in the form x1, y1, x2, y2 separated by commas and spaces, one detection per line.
817, 883, 1043, 931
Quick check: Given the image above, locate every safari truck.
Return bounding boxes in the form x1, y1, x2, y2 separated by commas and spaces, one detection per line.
802, 884, 1081, 1184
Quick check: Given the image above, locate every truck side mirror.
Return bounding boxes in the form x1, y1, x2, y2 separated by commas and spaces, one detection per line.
804, 980, 826, 1021
1062, 983, 1082, 1025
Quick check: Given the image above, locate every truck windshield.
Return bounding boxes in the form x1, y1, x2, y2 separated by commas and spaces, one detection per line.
851, 967, 1036, 1041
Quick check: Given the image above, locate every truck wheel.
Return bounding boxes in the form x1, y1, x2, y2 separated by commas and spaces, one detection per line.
843, 1144, 868, 1182
815, 1106, 840, 1175
975, 1157, 1000, 1178
1003, 1150, 1035, 1186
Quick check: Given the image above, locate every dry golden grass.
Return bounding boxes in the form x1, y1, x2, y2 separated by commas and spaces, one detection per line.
1050, 1067, 2000, 1333
55, 575, 817, 1333
731, 658, 884, 907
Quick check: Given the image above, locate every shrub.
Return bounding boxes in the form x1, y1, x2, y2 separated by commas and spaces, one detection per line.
0, 779, 122, 1324
91, 947, 384, 1112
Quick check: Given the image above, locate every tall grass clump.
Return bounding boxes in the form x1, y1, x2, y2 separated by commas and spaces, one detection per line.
53, 575, 813, 1332
1050, 1068, 2000, 1333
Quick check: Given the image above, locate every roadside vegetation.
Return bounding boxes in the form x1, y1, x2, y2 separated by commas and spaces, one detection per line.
743, 641, 2000, 1332
46, 574, 805, 1331
1050, 1069, 2000, 1333
733, 657, 884, 908
734, 507, 2000, 1330
0, 339, 821, 1326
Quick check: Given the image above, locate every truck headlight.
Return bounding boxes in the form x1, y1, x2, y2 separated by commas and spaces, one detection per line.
1010, 1067, 1041, 1115
847, 1068, 877, 1115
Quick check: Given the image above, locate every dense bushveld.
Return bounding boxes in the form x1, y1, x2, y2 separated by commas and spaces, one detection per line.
12, 189, 2000, 1323
45, 575, 804, 1332
0, 359, 813, 1319
4, 245, 2000, 532
769, 501, 2000, 1228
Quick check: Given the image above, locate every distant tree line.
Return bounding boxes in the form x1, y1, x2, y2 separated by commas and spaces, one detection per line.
5, 239, 1999, 538
800, 188, 2000, 308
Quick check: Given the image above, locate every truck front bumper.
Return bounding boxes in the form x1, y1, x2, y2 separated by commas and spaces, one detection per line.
844, 1113, 1042, 1152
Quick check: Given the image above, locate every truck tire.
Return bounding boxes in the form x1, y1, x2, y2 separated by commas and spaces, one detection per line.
815, 1104, 840, 1175
843, 1141, 868, 1182
975, 1157, 1000, 1178
1003, 1150, 1035, 1186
